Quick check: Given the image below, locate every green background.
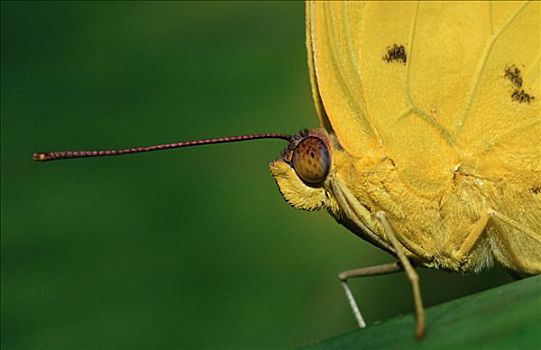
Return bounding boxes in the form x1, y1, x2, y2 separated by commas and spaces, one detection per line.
1, 2, 513, 349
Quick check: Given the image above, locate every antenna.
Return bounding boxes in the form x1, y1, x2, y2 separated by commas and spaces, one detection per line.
33, 133, 292, 162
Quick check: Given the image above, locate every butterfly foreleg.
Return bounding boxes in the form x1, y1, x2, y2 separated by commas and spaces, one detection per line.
338, 262, 402, 329
376, 211, 426, 339
455, 209, 490, 260
453, 208, 541, 270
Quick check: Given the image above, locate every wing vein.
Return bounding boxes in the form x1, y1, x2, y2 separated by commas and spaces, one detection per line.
454, 1, 531, 134
307, 1, 332, 131
322, 3, 375, 138
404, 1, 455, 146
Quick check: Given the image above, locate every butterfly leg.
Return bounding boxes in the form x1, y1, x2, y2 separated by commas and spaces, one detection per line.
376, 211, 426, 339
339, 261, 402, 329
455, 210, 489, 259
454, 208, 540, 270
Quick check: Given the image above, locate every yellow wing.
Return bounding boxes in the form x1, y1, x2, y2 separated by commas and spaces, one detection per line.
307, 1, 540, 193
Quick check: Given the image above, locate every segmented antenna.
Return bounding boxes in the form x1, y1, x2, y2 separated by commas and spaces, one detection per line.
33, 133, 292, 162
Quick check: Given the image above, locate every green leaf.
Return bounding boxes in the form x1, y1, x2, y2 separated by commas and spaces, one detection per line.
302, 275, 541, 349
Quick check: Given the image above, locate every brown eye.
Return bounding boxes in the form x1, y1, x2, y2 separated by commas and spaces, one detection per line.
292, 137, 330, 185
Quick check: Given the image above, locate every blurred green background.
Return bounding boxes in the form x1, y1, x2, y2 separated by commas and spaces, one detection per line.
1, 2, 513, 349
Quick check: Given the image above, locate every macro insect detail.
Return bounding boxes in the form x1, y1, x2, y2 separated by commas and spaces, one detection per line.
34, 1, 540, 340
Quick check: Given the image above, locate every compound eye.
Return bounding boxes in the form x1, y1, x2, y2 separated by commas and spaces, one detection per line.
291, 137, 330, 185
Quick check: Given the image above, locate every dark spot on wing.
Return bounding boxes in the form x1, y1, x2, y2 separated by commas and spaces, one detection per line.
383, 44, 407, 65
531, 185, 541, 195
504, 65, 523, 88
511, 89, 535, 103
504, 64, 535, 104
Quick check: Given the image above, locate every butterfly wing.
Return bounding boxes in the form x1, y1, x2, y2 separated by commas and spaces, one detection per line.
308, 1, 540, 191
308, 1, 540, 272
308, 1, 460, 192
459, 2, 541, 272
305, 3, 331, 132
307, 2, 377, 158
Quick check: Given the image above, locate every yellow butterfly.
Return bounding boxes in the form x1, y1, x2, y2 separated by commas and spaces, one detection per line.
271, 1, 540, 338
34, 1, 541, 339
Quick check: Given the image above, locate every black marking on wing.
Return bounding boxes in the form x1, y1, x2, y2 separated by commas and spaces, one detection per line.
383, 44, 407, 65
504, 65, 523, 88
511, 89, 535, 103
504, 65, 535, 104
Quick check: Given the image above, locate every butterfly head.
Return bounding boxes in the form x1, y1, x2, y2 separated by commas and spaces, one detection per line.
269, 129, 334, 211
32, 127, 337, 212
